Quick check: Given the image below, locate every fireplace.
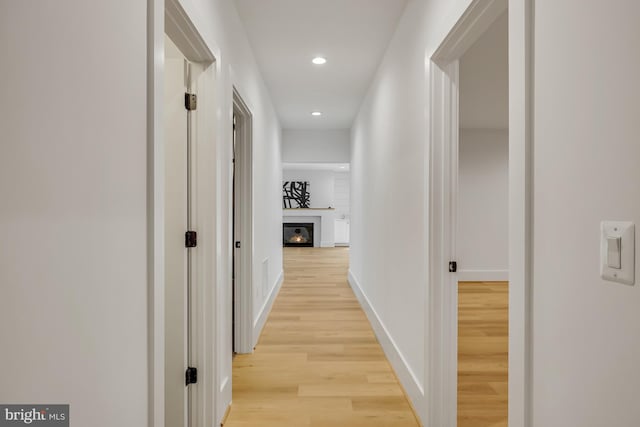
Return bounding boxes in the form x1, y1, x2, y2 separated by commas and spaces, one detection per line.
283, 223, 314, 247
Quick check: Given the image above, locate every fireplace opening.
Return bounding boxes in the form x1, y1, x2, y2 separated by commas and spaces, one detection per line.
283, 223, 314, 247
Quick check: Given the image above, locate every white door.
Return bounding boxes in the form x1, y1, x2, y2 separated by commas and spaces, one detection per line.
334, 219, 350, 244
164, 34, 194, 427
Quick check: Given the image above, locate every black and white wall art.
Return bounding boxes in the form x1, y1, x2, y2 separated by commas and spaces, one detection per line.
283, 181, 311, 208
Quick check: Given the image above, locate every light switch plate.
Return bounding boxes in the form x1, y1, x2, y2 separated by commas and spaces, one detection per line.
606, 236, 622, 269
601, 221, 635, 285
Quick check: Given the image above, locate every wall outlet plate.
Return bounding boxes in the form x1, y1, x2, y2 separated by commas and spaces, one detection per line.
600, 221, 635, 285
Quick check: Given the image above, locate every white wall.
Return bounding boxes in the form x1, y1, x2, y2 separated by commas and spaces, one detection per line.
532, 1, 640, 425
333, 172, 351, 219
0, 1, 148, 426
283, 129, 350, 163
349, 0, 475, 421
457, 130, 508, 280
282, 169, 350, 217
459, 11, 509, 129
353, 2, 640, 426
283, 170, 335, 209
0, 0, 283, 425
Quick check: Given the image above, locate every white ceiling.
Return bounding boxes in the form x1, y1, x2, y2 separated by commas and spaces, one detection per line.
460, 11, 508, 129
234, 0, 408, 130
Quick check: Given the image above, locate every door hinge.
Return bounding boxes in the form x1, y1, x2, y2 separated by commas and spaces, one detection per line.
449, 261, 457, 273
185, 93, 197, 111
185, 367, 198, 385
185, 231, 197, 248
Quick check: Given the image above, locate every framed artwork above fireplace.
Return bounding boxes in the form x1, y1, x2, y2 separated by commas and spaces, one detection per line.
283, 181, 310, 208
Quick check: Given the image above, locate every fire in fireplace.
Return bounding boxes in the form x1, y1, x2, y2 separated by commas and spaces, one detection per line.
283, 223, 314, 247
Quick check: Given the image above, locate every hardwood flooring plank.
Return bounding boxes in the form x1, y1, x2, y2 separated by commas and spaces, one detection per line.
223, 247, 420, 426
458, 281, 509, 427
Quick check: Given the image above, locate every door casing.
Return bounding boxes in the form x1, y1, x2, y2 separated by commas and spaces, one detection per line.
149, 0, 218, 426
232, 88, 254, 355
427, 0, 533, 426
163, 33, 190, 427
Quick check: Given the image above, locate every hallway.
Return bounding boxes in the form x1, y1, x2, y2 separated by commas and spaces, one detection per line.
224, 248, 420, 427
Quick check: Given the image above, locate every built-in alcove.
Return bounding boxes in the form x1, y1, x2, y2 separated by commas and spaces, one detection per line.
282, 163, 350, 247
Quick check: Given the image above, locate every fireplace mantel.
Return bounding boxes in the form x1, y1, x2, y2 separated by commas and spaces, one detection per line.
283, 208, 335, 211
283, 208, 335, 247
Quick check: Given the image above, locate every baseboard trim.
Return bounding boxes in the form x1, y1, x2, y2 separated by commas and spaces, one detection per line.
216, 375, 231, 426
220, 403, 232, 426
347, 270, 425, 424
252, 270, 284, 347
457, 269, 508, 282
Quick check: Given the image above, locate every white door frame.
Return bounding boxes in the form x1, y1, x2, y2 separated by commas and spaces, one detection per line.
232, 88, 254, 354
427, 0, 533, 426
148, 0, 218, 426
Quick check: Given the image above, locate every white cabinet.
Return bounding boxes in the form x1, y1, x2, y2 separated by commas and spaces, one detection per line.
334, 219, 350, 245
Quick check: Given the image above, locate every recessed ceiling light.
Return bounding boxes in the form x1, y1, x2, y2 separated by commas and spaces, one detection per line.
312, 57, 327, 65
311, 111, 322, 116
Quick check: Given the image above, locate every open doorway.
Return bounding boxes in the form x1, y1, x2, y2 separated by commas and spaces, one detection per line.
428, 0, 532, 425
456, 11, 509, 427
282, 163, 350, 248
162, 2, 217, 425
232, 89, 254, 354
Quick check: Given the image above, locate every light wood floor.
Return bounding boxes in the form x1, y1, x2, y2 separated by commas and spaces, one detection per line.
223, 247, 420, 427
458, 281, 509, 427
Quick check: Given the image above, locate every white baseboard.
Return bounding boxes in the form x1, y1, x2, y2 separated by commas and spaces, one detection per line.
217, 375, 231, 425
320, 241, 334, 248
347, 270, 425, 423
457, 269, 508, 282
252, 270, 284, 348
